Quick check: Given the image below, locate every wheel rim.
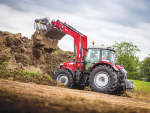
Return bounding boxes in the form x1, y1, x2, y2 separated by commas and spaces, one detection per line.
94, 71, 110, 88
57, 74, 68, 85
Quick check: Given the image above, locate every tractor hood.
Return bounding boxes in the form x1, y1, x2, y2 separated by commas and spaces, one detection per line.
60, 61, 74, 67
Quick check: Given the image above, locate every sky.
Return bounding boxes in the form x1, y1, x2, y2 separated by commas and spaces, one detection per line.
0, 0, 150, 61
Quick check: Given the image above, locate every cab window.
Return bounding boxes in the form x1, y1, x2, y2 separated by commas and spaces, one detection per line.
85, 49, 100, 63
85, 49, 100, 72
102, 50, 110, 62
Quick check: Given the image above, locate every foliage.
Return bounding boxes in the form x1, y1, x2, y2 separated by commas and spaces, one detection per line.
140, 54, 150, 82
23, 70, 38, 76
113, 41, 141, 80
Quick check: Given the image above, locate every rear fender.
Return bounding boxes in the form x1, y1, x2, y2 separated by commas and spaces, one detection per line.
89, 62, 119, 73
61, 66, 75, 79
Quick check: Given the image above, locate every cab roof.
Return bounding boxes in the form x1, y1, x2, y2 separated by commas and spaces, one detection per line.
87, 45, 117, 52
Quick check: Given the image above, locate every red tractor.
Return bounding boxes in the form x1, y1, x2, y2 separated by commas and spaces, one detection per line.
34, 18, 134, 95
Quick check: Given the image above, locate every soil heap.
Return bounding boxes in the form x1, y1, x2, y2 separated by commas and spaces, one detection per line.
0, 30, 73, 85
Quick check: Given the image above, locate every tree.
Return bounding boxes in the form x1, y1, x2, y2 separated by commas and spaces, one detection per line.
112, 41, 141, 80
140, 54, 150, 82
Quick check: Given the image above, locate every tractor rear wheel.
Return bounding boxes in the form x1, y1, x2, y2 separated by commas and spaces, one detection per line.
89, 66, 118, 94
53, 69, 73, 87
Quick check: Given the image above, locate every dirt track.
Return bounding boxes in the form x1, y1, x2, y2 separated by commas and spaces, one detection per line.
0, 79, 150, 113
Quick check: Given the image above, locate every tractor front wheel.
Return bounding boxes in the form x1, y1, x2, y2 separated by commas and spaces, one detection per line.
53, 69, 73, 87
89, 66, 118, 94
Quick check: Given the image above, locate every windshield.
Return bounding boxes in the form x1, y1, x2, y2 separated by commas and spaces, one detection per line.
102, 50, 116, 64
102, 50, 110, 62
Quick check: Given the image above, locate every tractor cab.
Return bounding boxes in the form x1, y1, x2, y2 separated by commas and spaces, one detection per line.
84, 45, 117, 72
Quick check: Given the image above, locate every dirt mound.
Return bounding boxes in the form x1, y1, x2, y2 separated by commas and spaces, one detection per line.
0, 30, 73, 85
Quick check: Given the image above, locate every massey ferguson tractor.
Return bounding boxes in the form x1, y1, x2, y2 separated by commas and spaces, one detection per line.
34, 17, 134, 95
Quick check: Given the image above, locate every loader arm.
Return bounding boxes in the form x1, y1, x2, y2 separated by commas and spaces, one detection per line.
51, 20, 87, 61
34, 18, 87, 61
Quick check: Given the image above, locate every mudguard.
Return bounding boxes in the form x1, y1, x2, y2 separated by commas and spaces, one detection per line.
61, 66, 76, 79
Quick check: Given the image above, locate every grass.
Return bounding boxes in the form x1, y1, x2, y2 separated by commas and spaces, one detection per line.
23, 70, 31, 75
5, 31, 11, 34
130, 79, 150, 94
127, 79, 150, 100
52, 51, 58, 55
2, 61, 8, 65
45, 74, 53, 82
27, 76, 31, 79
0, 61, 8, 68
5, 71, 10, 75
22, 71, 37, 76
31, 72, 38, 76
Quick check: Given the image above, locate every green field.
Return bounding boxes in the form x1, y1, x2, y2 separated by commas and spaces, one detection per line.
130, 79, 150, 94
127, 79, 150, 100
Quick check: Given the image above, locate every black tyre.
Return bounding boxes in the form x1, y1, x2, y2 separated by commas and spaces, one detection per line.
89, 66, 118, 94
53, 69, 73, 87
112, 86, 125, 96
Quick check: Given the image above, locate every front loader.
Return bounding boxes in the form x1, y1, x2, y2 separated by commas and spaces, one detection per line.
34, 17, 134, 95
34, 17, 66, 50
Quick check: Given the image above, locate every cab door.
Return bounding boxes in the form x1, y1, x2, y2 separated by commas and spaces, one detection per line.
84, 49, 100, 72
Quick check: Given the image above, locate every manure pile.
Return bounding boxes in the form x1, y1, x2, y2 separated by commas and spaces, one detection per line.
0, 30, 73, 85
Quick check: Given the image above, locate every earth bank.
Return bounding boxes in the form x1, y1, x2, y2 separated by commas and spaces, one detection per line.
0, 30, 73, 85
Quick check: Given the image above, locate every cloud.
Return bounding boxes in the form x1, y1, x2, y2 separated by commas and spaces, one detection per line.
0, 0, 150, 61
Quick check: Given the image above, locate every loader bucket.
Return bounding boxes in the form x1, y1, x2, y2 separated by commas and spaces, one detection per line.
34, 35, 58, 49
44, 26, 66, 40
34, 18, 66, 50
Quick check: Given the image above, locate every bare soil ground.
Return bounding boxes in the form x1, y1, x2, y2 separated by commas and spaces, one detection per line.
0, 79, 150, 113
